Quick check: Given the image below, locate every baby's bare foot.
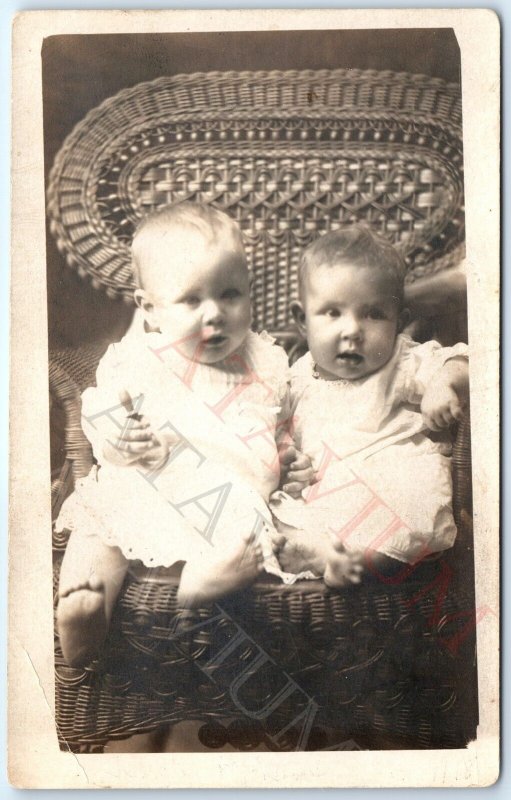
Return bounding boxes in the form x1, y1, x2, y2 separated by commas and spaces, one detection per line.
274, 529, 330, 576
324, 540, 364, 589
57, 576, 107, 667
177, 532, 264, 608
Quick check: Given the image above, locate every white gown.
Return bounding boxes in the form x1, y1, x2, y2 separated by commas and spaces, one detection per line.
55, 319, 308, 581
270, 335, 468, 564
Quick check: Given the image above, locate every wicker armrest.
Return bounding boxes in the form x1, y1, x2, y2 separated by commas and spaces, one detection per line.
452, 412, 472, 527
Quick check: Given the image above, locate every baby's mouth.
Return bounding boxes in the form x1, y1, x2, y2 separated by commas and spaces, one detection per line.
202, 333, 228, 347
336, 351, 364, 365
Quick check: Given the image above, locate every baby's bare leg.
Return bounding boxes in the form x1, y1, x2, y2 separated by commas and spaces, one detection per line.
57, 530, 128, 667
177, 531, 264, 608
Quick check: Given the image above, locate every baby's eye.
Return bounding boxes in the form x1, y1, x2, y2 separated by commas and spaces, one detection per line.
221, 288, 242, 300
367, 307, 386, 320
183, 295, 200, 306
325, 308, 341, 318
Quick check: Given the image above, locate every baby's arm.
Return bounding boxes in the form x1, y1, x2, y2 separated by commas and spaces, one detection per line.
420, 356, 469, 431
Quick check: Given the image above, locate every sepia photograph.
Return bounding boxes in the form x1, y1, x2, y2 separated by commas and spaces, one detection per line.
9, 9, 499, 788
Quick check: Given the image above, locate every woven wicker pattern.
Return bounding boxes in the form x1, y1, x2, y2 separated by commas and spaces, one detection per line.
47, 69, 464, 331
54, 564, 477, 751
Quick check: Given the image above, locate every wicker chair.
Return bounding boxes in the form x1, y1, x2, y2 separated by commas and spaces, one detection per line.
48, 68, 476, 752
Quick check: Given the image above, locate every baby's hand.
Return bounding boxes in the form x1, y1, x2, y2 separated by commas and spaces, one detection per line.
421, 382, 465, 431
103, 390, 170, 467
279, 445, 315, 498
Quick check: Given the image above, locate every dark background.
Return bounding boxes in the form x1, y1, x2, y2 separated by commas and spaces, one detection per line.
43, 29, 461, 349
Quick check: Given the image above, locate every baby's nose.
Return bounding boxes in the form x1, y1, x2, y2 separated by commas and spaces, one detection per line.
202, 299, 223, 325
341, 314, 362, 339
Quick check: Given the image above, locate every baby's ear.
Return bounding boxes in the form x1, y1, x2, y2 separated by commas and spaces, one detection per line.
397, 307, 411, 333
291, 301, 307, 337
134, 288, 150, 311
134, 289, 160, 331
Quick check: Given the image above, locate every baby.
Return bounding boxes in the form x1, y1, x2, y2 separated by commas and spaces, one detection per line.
56, 202, 311, 667
270, 225, 469, 586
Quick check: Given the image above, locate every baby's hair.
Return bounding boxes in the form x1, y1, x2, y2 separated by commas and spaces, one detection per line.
299, 224, 407, 307
132, 201, 245, 289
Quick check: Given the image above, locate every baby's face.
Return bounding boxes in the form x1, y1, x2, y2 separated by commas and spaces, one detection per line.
135, 228, 251, 364
299, 262, 401, 381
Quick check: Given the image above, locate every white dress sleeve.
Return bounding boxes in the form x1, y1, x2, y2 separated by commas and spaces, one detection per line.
80, 342, 136, 463
399, 337, 468, 404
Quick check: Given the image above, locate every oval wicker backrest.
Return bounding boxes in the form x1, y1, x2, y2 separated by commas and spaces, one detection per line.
47, 68, 464, 335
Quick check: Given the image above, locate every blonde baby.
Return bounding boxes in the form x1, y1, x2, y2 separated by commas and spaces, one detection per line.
56, 203, 311, 667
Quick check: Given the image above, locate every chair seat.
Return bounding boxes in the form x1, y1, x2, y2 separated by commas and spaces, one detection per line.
54, 554, 477, 752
